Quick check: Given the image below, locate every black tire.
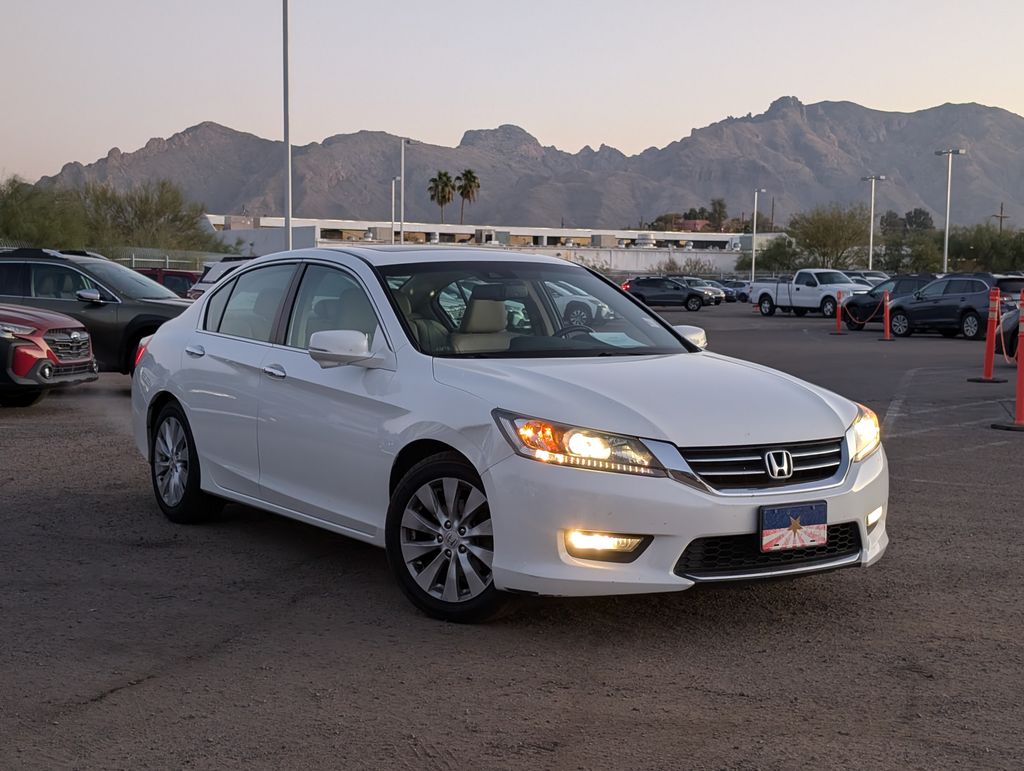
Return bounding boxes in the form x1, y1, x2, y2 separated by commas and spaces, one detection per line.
0, 390, 46, 408
737, 292, 749, 303
685, 295, 703, 312
939, 329, 959, 338
713, 298, 722, 306
386, 452, 509, 623
820, 296, 837, 318
150, 401, 223, 524
890, 311, 913, 337
793, 308, 808, 318
960, 312, 983, 340
845, 319, 866, 331
759, 295, 776, 316
562, 302, 593, 328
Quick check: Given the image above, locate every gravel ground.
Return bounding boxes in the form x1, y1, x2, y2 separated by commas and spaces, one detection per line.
1, 304, 1022, 770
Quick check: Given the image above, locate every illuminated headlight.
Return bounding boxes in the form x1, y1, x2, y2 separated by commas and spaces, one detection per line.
0, 322, 35, 338
494, 411, 665, 476
847, 404, 881, 462
565, 529, 650, 562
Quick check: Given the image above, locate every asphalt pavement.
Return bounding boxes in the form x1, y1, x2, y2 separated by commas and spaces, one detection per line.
1, 303, 1022, 770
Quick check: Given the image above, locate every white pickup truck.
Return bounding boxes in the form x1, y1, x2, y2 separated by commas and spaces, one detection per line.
750, 269, 869, 318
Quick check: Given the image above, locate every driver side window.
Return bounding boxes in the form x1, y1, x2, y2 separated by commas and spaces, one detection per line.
797, 272, 817, 287
285, 265, 381, 349
919, 280, 948, 299
31, 264, 97, 300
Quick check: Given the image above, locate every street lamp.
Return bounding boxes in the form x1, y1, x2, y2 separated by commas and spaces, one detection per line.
935, 148, 966, 273
750, 188, 766, 283
399, 138, 414, 244
390, 176, 400, 244
282, 0, 292, 250
861, 175, 886, 270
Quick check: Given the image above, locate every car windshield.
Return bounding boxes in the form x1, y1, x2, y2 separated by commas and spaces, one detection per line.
817, 271, 854, 285
83, 260, 180, 300
379, 260, 690, 358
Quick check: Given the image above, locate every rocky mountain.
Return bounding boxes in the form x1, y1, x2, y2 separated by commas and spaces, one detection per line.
39, 97, 1024, 228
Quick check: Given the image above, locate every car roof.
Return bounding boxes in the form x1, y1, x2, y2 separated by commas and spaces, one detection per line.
304, 246, 570, 268
0, 247, 109, 265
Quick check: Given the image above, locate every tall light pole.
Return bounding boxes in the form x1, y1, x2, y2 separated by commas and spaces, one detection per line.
390, 176, 400, 244
282, 0, 292, 250
861, 175, 885, 270
399, 139, 413, 244
935, 148, 966, 273
750, 188, 766, 283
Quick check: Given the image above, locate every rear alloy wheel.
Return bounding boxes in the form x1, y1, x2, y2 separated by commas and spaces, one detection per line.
563, 302, 593, 328
0, 390, 46, 408
960, 312, 982, 340
386, 452, 507, 623
759, 296, 776, 316
151, 402, 223, 524
890, 311, 912, 337
685, 296, 703, 312
820, 297, 837, 318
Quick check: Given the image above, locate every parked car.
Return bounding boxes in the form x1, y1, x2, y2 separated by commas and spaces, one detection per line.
751, 269, 869, 318
134, 267, 201, 298
621, 276, 708, 311
887, 273, 1024, 339
668, 276, 725, 305
0, 303, 98, 407
995, 307, 1020, 358
702, 279, 738, 302
841, 274, 936, 330
187, 258, 252, 300
843, 270, 889, 286
133, 247, 888, 622
0, 248, 190, 373
722, 279, 753, 303
544, 280, 613, 326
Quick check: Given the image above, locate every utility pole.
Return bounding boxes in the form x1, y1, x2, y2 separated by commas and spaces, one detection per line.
282, 0, 292, 250
991, 202, 1009, 234
935, 148, 966, 273
861, 175, 886, 271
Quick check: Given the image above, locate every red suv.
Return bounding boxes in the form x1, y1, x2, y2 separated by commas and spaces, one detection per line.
0, 304, 99, 407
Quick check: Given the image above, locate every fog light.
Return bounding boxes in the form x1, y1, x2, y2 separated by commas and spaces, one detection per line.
866, 507, 883, 529
40, 364, 53, 380
564, 529, 650, 562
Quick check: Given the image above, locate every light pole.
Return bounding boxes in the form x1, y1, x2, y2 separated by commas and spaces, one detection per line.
935, 148, 966, 273
390, 176, 400, 244
399, 138, 414, 244
861, 175, 885, 270
282, 0, 292, 250
750, 188, 766, 283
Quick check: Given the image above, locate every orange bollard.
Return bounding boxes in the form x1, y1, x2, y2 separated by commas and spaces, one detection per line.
992, 291, 1024, 432
969, 288, 1007, 383
879, 290, 894, 341
829, 290, 845, 335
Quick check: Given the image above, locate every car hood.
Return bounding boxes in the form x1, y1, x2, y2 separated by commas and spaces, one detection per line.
0, 303, 83, 330
433, 352, 858, 447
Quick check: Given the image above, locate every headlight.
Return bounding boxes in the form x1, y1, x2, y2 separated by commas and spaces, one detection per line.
847, 404, 881, 462
0, 322, 35, 338
494, 411, 665, 476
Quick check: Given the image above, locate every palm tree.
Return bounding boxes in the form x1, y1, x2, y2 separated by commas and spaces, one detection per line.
427, 171, 456, 223
455, 169, 480, 225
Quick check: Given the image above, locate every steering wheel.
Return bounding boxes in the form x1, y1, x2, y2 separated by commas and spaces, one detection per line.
553, 324, 595, 338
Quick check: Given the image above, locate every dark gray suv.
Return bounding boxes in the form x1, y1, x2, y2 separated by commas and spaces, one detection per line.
0, 249, 190, 373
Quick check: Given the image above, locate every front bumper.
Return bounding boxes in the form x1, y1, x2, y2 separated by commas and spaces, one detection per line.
482, 446, 888, 597
1, 340, 99, 390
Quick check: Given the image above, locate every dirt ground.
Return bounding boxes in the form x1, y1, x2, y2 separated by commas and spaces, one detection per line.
1, 304, 1022, 770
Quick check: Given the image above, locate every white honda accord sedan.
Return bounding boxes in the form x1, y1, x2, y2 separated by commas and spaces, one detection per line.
132, 247, 888, 622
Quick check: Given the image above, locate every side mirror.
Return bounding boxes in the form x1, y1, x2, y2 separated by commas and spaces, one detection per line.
913, 291, 923, 300
673, 324, 708, 349
76, 288, 103, 303
308, 329, 394, 370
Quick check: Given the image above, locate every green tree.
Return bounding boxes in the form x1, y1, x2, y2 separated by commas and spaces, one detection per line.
734, 236, 802, 274
786, 203, 869, 268
904, 207, 935, 232
455, 169, 480, 225
879, 209, 905, 235
708, 198, 728, 231
427, 171, 456, 223
683, 206, 710, 221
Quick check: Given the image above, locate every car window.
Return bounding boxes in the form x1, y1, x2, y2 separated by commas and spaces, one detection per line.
30, 264, 99, 300
996, 278, 1024, 296
162, 275, 192, 295
438, 278, 533, 332
795, 272, 816, 287
0, 262, 28, 296
944, 279, 974, 295
285, 265, 381, 349
216, 264, 296, 342
871, 279, 896, 296
203, 278, 236, 332
815, 271, 851, 285
919, 280, 948, 299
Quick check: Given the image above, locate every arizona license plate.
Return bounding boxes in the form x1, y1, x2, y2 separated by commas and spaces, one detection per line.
760, 501, 828, 552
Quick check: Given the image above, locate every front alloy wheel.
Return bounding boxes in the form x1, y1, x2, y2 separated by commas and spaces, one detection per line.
386, 453, 507, 622
686, 296, 702, 312
821, 297, 837, 318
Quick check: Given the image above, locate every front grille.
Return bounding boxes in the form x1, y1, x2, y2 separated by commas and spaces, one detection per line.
44, 329, 91, 362
679, 438, 844, 491
53, 363, 94, 376
674, 522, 862, 579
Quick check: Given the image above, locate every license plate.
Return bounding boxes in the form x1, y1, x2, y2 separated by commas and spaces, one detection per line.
760, 501, 828, 552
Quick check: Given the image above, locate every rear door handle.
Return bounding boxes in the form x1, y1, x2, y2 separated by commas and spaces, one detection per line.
185, 345, 205, 357
262, 364, 287, 379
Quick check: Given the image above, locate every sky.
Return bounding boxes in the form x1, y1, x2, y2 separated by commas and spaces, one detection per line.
3, 0, 1023, 181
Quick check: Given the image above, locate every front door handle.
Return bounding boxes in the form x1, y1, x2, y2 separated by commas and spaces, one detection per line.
185, 345, 205, 357
262, 364, 287, 379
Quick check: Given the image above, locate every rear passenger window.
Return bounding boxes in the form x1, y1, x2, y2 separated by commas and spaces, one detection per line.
203, 278, 236, 332
944, 279, 974, 295
215, 265, 296, 342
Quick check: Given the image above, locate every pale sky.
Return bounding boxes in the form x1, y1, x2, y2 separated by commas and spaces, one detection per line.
4, 0, 1023, 181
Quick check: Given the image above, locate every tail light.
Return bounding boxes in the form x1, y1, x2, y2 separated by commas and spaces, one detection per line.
134, 336, 153, 368
621, 282, 631, 290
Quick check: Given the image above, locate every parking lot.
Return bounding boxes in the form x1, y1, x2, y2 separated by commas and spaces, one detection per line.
2, 302, 1022, 770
